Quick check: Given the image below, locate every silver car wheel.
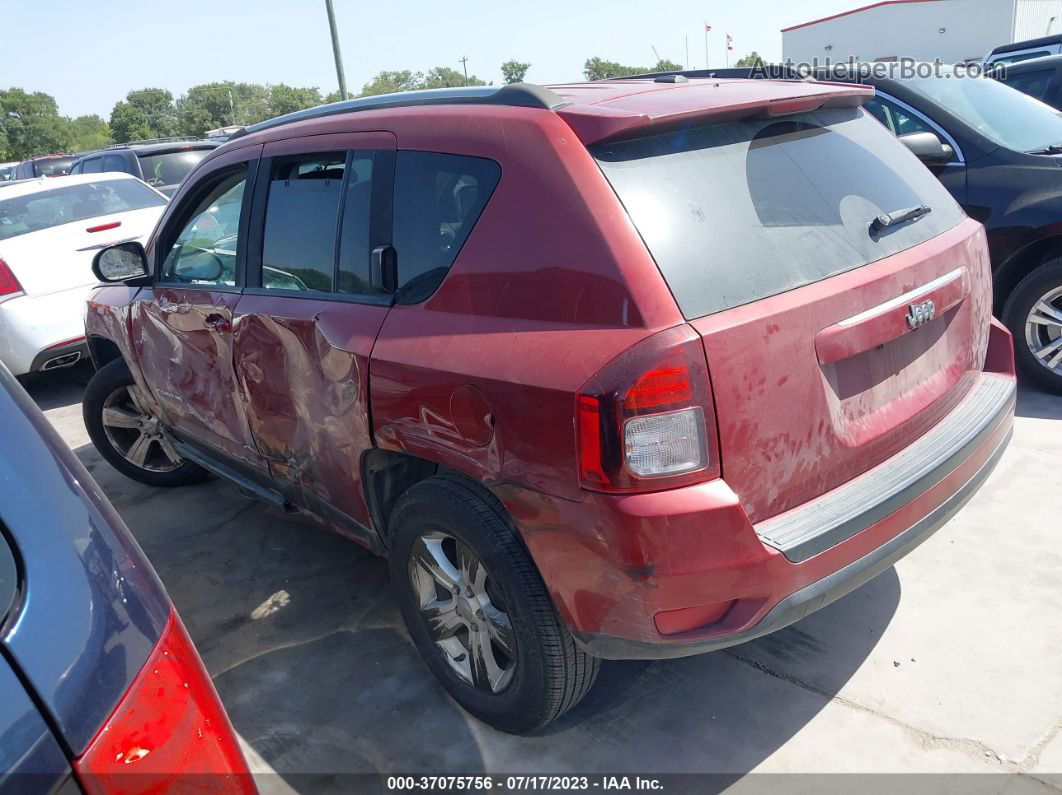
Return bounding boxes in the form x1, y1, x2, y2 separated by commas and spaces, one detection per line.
101, 385, 183, 473
409, 531, 517, 694
1025, 285, 1062, 375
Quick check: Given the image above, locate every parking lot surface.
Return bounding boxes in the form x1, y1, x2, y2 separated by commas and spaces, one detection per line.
28, 368, 1062, 791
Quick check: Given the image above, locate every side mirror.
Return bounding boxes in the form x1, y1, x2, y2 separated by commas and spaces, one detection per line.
899, 131, 955, 164
92, 242, 148, 283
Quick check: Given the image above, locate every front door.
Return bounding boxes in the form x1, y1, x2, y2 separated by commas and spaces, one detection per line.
132, 145, 266, 473
233, 132, 397, 540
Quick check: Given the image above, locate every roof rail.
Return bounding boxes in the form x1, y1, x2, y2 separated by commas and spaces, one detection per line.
600, 65, 808, 82
105, 136, 203, 149
229, 83, 568, 141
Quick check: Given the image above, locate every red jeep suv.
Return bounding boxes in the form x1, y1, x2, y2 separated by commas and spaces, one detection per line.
82, 77, 1016, 733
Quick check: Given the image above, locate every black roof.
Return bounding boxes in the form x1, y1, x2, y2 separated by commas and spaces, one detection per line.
107, 140, 219, 155
988, 34, 1062, 57
230, 83, 568, 140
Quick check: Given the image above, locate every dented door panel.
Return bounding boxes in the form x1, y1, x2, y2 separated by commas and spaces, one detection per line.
234, 295, 389, 530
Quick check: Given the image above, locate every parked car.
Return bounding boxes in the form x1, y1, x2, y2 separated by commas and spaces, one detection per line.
13, 154, 76, 179
988, 53, 1062, 109
0, 362, 254, 793
82, 79, 1016, 733
983, 33, 1062, 68
712, 64, 1062, 393
70, 140, 220, 197
0, 172, 167, 377
0, 162, 17, 182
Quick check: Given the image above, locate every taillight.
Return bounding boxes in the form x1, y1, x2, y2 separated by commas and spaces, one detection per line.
0, 258, 23, 298
576, 325, 720, 492
74, 611, 255, 794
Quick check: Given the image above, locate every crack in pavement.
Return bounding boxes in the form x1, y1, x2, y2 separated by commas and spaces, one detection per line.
724, 648, 1062, 787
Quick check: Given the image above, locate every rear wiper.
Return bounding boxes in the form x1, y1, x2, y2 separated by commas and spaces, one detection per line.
869, 204, 931, 235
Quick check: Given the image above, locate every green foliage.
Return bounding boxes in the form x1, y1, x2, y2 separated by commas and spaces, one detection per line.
269, 84, 323, 117
583, 57, 685, 81
501, 60, 531, 84
110, 88, 178, 143
67, 115, 112, 151
735, 51, 765, 67
0, 88, 75, 159
358, 66, 486, 98
423, 66, 485, 89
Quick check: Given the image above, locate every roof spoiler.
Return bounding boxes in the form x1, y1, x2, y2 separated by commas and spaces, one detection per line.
557, 84, 873, 145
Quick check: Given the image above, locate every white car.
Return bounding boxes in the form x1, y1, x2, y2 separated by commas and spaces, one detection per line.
0, 173, 167, 377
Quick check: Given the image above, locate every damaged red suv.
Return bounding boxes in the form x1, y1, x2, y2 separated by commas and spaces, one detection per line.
83, 76, 1016, 733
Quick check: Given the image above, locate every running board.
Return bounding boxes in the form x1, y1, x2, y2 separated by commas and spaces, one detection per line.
169, 438, 290, 509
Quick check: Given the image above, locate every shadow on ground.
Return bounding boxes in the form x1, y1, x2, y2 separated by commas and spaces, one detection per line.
1015, 384, 1061, 420
31, 373, 902, 786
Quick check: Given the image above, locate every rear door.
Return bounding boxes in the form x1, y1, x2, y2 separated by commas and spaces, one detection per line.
232, 132, 396, 537
593, 106, 991, 522
132, 145, 268, 471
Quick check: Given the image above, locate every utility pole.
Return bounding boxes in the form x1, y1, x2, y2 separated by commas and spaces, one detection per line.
459, 56, 469, 84
228, 89, 236, 126
325, 0, 348, 101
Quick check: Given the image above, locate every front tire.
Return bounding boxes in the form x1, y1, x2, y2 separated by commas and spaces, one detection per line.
1002, 258, 1062, 395
83, 359, 209, 487
389, 474, 599, 733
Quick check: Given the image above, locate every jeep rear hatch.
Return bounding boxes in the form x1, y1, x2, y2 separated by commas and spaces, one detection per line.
591, 104, 992, 524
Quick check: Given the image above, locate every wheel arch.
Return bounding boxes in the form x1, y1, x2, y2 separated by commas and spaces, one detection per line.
993, 235, 1062, 313
86, 335, 124, 370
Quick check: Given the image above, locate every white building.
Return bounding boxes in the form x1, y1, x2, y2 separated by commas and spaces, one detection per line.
782, 0, 1062, 64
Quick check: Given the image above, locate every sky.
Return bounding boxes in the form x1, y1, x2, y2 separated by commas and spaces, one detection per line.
0, 0, 860, 119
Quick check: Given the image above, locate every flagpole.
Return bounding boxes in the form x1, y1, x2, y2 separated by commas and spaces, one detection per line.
704, 23, 709, 69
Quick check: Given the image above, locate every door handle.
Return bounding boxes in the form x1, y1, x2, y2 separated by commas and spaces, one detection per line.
205, 313, 232, 333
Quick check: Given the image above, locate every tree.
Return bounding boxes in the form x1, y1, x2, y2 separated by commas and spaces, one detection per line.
0, 88, 74, 158
735, 51, 765, 67
423, 66, 486, 89
359, 70, 424, 97
268, 84, 322, 117
110, 88, 177, 142
67, 115, 112, 151
501, 60, 531, 84
583, 57, 684, 81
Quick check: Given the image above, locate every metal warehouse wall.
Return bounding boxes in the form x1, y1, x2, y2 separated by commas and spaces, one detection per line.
1015, 0, 1062, 39
783, 0, 1015, 64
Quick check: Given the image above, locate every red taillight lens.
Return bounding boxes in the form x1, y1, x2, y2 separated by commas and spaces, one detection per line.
74, 611, 255, 795
576, 325, 720, 492
0, 258, 23, 297
87, 221, 122, 233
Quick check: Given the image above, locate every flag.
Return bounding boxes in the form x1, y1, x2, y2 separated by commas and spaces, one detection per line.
726, 33, 734, 51
705, 22, 712, 31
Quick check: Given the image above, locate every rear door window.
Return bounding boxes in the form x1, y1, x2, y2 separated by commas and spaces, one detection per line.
80, 158, 103, 174
392, 152, 500, 303
260, 154, 346, 292
593, 107, 965, 319
138, 150, 211, 188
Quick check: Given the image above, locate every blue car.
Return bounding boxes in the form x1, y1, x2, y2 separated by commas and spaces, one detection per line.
0, 363, 253, 793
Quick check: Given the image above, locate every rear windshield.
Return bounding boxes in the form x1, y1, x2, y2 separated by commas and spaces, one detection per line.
33, 157, 75, 177
593, 107, 964, 319
0, 180, 165, 241
137, 149, 211, 188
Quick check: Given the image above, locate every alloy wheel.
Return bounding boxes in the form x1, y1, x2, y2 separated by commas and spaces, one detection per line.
408, 531, 517, 694
1025, 285, 1062, 376
100, 385, 184, 472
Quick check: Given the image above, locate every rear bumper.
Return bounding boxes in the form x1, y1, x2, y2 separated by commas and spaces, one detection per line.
500, 369, 1015, 660
0, 287, 93, 376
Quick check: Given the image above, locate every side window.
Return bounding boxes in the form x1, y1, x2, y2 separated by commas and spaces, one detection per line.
1000, 69, 1053, 101
864, 97, 935, 138
103, 154, 126, 173
160, 168, 247, 286
337, 152, 385, 296
392, 152, 500, 303
80, 158, 102, 174
260, 153, 346, 292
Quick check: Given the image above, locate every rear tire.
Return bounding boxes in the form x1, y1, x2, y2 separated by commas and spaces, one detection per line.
83, 358, 209, 487
389, 474, 599, 733
1002, 258, 1062, 395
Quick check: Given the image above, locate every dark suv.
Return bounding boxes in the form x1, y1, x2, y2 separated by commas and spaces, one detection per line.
70, 140, 219, 196
82, 79, 1015, 733
13, 154, 76, 179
